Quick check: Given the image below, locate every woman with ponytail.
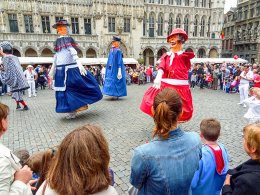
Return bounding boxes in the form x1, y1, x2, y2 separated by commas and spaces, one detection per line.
130, 88, 201, 195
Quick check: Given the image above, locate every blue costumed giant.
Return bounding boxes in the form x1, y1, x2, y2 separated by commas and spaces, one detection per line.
49, 19, 102, 119
102, 36, 127, 98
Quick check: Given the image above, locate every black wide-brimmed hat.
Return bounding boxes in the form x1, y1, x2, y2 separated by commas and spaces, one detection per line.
52, 19, 70, 29
112, 36, 121, 42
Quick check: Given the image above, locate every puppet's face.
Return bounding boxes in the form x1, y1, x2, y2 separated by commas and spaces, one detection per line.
112, 41, 120, 48
168, 34, 182, 53
57, 25, 68, 36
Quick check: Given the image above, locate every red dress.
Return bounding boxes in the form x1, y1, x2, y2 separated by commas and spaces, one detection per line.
140, 52, 195, 122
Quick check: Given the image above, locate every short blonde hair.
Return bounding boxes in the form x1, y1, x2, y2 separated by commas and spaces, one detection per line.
243, 123, 260, 162
253, 88, 260, 99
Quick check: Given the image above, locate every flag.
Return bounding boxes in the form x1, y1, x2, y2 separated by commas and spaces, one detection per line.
221, 30, 225, 40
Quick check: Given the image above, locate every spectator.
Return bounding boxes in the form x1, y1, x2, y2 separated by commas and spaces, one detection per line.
130, 88, 201, 195
36, 125, 117, 195
222, 123, 260, 195
191, 118, 229, 195
212, 64, 219, 90
24, 65, 37, 98
190, 72, 196, 89
238, 65, 253, 108
0, 103, 34, 195
37, 68, 47, 90
146, 66, 152, 83
243, 88, 260, 123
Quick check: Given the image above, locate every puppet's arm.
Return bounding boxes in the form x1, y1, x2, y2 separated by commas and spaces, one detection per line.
153, 69, 164, 89
69, 47, 86, 76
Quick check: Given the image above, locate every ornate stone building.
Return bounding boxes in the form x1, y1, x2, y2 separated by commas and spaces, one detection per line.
0, 0, 224, 66
233, 0, 260, 64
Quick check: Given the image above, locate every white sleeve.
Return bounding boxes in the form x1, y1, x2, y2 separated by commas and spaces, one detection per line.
68, 47, 79, 61
0, 156, 30, 195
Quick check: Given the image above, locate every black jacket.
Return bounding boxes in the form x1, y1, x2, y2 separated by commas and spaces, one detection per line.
222, 159, 260, 195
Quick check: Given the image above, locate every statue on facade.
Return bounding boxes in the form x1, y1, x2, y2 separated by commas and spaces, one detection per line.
102, 36, 127, 99
140, 28, 195, 122
49, 19, 103, 119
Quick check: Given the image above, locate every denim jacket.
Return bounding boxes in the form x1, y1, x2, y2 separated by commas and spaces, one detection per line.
130, 128, 201, 195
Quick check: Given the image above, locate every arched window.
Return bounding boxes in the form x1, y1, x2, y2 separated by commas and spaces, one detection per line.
158, 14, 164, 36
143, 13, 147, 36
168, 15, 173, 35
149, 14, 155, 37
184, 16, 189, 34
200, 17, 205, 37
176, 15, 181, 28
207, 16, 211, 37
194, 17, 198, 37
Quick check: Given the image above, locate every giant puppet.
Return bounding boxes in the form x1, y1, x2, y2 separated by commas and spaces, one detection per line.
140, 28, 195, 122
0, 41, 29, 110
49, 19, 102, 119
102, 36, 127, 99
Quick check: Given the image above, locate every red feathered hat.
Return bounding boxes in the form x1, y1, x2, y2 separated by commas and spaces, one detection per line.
167, 28, 188, 42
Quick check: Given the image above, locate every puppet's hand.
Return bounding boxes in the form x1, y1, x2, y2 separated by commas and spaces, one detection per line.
117, 68, 122, 80
77, 60, 87, 76
48, 64, 55, 79
153, 69, 163, 89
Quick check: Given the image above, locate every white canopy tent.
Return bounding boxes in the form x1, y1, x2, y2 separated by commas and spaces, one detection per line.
156, 58, 248, 64
0, 57, 138, 66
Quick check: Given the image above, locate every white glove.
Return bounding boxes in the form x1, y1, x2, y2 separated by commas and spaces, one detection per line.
77, 60, 87, 76
153, 69, 164, 89
48, 63, 56, 80
117, 67, 122, 80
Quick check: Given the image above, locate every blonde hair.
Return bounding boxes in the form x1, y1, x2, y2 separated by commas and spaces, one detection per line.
243, 123, 260, 162
253, 88, 260, 100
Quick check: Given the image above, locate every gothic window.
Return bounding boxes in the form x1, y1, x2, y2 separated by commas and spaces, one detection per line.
24, 15, 33, 33
149, 14, 155, 37
169, 0, 174, 4
176, 0, 182, 5
207, 16, 211, 37
200, 17, 205, 37
168, 15, 173, 35
157, 14, 163, 36
149, 0, 155, 3
84, 18, 91, 34
108, 17, 115, 32
158, 0, 163, 4
71, 17, 79, 34
185, 0, 189, 6
41, 16, 50, 33
184, 16, 189, 34
211, 32, 215, 39
194, 17, 198, 37
195, 0, 199, 7
176, 15, 181, 28
202, 0, 206, 7
124, 18, 130, 32
55, 16, 63, 22
143, 14, 147, 36
9, 14, 18, 32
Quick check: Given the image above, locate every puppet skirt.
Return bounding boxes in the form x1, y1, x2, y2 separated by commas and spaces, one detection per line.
140, 82, 193, 122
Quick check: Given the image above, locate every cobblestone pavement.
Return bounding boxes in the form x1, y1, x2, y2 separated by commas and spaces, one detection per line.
0, 84, 249, 194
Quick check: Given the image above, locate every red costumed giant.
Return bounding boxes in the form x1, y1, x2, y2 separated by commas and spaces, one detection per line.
140, 28, 195, 122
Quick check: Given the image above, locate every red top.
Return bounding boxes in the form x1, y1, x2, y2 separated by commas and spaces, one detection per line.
254, 75, 260, 88
146, 67, 152, 76
159, 52, 195, 80
208, 145, 224, 174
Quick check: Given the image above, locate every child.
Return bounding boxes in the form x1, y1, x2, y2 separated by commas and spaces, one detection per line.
190, 72, 196, 89
222, 123, 260, 194
243, 87, 260, 122
14, 149, 30, 166
191, 118, 229, 195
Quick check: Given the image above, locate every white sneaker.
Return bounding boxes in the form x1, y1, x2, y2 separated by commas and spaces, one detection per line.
65, 112, 76, 119
33, 94, 37, 97
243, 104, 247, 108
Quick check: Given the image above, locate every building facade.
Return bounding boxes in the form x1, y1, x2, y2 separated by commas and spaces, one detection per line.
233, 0, 260, 63
0, 0, 224, 66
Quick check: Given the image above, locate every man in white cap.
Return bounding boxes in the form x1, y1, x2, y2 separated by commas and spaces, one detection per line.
24, 65, 37, 98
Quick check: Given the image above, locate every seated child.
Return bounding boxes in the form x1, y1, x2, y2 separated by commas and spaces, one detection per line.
14, 149, 30, 166
243, 87, 260, 123
191, 118, 229, 195
222, 123, 260, 194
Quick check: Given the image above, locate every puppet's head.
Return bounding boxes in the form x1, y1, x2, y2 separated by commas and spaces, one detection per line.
167, 28, 188, 53
111, 36, 121, 48
52, 19, 70, 36
0, 41, 13, 55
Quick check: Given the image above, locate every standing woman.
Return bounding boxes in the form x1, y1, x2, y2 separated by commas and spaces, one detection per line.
130, 88, 201, 195
36, 125, 117, 195
0, 103, 33, 195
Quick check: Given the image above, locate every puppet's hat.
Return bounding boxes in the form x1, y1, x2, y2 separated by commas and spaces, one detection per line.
167, 28, 188, 42
52, 19, 70, 29
112, 36, 121, 42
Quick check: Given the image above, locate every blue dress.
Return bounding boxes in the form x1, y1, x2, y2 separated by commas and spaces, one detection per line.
53, 36, 102, 113
102, 48, 127, 97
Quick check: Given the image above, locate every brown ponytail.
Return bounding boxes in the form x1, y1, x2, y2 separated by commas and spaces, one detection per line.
0, 103, 9, 131
153, 88, 182, 139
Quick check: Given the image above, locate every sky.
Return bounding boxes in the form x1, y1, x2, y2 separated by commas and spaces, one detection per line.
224, 0, 238, 13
